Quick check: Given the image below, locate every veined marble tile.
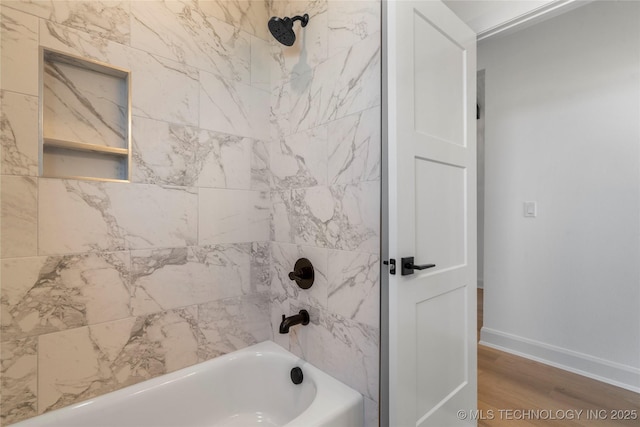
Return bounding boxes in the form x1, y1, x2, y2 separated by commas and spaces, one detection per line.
40, 20, 200, 127
269, 0, 290, 19
38, 179, 125, 253
290, 0, 328, 17
200, 0, 271, 41
131, 53, 200, 127
270, 190, 294, 243
268, 41, 290, 92
298, 186, 338, 241
270, 0, 328, 85
271, 242, 328, 310
289, 309, 378, 400
270, 83, 291, 141
251, 35, 271, 91
1, 252, 130, 341
39, 19, 127, 67
276, 182, 379, 252
328, 106, 381, 185
251, 242, 271, 293
0, 1, 49, 18
199, 70, 269, 139
287, 68, 321, 134
38, 179, 197, 254
325, 182, 379, 252
1, 176, 37, 258
327, 250, 379, 327
198, 188, 270, 245
4, 1, 130, 44
132, 117, 199, 186
197, 293, 271, 360
80, 1, 130, 43
129, 247, 190, 316
129, 245, 250, 316
38, 325, 113, 414
43, 60, 127, 148
196, 129, 252, 189
270, 125, 328, 189
251, 139, 271, 191
134, 117, 255, 189
328, 0, 380, 56
108, 184, 198, 250
319, 31, 380, 122
38, 308, 200, 414
0, 337, 38, 425
288, 31, 380, 131
1, 91, 39, 176
364, 396, 379, 427
1, 6, 39, 95
131, 1, 250, 83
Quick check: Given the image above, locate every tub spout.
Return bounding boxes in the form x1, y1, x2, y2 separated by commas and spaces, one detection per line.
279, 310, 310, 334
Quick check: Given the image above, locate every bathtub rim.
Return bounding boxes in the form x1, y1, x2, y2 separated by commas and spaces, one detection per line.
12, 340, 363, 427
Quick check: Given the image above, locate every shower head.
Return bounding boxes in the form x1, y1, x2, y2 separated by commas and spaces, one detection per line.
268, 14, 309, 46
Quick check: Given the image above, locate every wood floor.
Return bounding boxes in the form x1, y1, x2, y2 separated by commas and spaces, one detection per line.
477, 289, 640, 426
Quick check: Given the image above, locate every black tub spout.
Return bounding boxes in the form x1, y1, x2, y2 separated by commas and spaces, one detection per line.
279, 310, 310, 334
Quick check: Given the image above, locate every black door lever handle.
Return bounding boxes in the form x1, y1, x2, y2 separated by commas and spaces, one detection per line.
410, 263, 436, 270
401, 257, 436, 275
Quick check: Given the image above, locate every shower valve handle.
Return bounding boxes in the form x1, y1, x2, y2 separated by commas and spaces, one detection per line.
288, 258, 314, 289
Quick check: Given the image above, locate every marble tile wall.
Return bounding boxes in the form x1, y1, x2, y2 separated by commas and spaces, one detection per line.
269, 1, 381, 425
1, 0, 381, 425
1, 1, 272, 424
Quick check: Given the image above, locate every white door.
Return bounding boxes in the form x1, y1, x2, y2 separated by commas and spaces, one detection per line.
385, 1, 477, 426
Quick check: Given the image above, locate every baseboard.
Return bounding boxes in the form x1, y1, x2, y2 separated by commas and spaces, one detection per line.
480, 327, 640, 393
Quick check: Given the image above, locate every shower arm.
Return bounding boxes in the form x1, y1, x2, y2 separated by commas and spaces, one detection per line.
290, 14, 309, 27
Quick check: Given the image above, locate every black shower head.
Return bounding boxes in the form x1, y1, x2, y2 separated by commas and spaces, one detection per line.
268, 14, 309, 46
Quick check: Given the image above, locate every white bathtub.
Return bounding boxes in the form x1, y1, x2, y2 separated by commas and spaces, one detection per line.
13, 341, 363, 427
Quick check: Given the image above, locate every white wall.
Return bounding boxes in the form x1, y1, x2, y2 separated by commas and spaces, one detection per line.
444, 0, 556, 33
479, 0, 640, 391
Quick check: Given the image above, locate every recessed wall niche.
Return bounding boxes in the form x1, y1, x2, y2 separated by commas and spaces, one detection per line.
40, 48, 131, 182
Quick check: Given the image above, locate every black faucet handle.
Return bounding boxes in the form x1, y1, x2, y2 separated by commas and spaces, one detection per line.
288, 258, 314, 289
288, 271, 304, 281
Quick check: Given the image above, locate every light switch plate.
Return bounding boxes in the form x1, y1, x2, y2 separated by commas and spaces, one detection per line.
524, 201, 537, 218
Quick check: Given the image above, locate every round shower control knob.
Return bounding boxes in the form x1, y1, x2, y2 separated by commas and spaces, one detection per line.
288, 258, 314, 289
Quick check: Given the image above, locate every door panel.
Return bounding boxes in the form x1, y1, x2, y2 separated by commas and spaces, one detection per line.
415, 159, 466, 272
416, 286, 467, 419
413, 11, 465, 146
386, 0, 477, 426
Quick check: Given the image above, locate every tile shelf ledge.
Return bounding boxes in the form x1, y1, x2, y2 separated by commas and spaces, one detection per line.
43, 137, 129, 157
40, 174, 129, 183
